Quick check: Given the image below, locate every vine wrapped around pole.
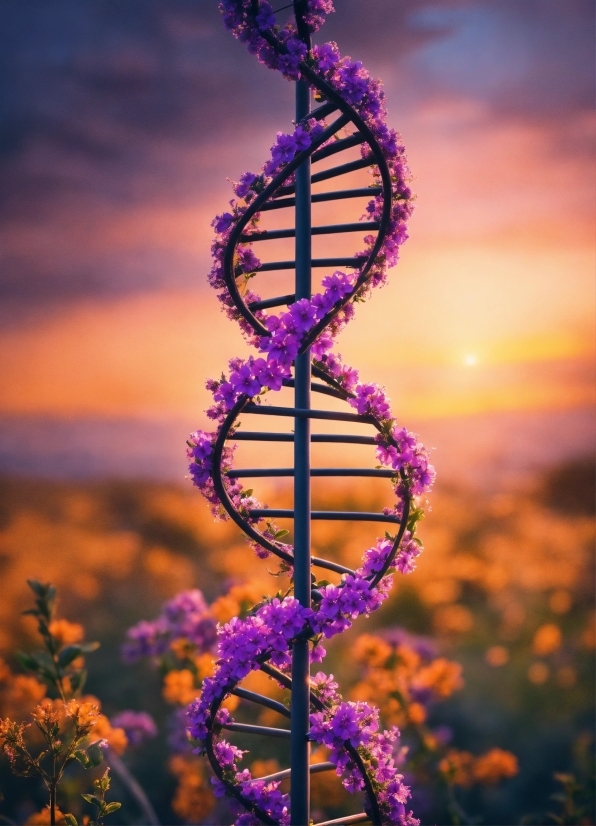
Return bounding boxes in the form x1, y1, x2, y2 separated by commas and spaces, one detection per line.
185, 2, 436, 824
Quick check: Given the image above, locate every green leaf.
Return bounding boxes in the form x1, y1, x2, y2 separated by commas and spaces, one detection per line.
86, 743, 104, 767
64, 815, 78, 826
15, 651, 41, 672
79, 642, 100, 654
274, 529, 289, 539
81, 795, 102, 806
58, 645, 84, 668
103, 803, 121, 815
73, 750, 91, 768
27, 579, 48, 597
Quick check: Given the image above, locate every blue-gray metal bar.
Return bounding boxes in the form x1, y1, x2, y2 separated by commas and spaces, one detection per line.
242, 403, 375, 425
227, 468, 395, 478
240, 221, 378, 242
248, 293, 295, 311
222, 723, 291, 739
275, 155, 373, 198
311, 131, 365, 162
291, 72, 311, 826
252, 761, 335, 784
231, 687, 291, 718
311, 156, 373, 184
249, 509, 401, 523
241, 256, 365, 274
227, 432, 378, 445
261, 186, 382, 211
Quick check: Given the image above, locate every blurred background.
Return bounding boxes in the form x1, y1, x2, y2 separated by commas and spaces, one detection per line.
0, 1, 594, 824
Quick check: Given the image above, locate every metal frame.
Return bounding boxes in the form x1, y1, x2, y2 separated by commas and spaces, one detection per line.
202, 2, 413, 823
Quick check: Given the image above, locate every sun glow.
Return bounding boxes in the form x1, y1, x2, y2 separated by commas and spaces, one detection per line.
464, 354, 478, 367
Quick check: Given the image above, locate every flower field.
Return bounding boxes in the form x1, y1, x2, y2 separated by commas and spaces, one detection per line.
0, 458, 593, 824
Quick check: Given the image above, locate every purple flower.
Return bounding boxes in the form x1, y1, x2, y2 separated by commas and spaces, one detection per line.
230, 363, 262, 397
253, 357, 286, 391
288, 298, 317, 333
212, 212, 234, 234
111, 711, 157, 746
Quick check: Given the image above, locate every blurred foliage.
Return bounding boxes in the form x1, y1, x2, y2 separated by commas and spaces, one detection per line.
0, 457, 593, 824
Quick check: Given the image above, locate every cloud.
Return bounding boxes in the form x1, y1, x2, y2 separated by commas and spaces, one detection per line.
0, 0, 592, 313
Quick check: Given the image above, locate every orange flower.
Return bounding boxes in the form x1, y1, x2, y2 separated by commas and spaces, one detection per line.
90, 714, 127, 754
532, 623, 562, 656
413, 658, 464, 699
1, 674, 47, 719
407, 702, 427, 725
211, 582, 263, 623
439, 749, 475, 787
472, 748, 519, 784
194, 653, 216, 681
169, 754, 214, 822
65, 700, 100, 728
48, 619, 84, 646
25, 807, 67, 824
352, 634, 392, 668
32, 699, 62, 727
163, 669, 198, 706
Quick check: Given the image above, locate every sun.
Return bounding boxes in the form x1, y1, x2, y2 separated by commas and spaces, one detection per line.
464, 354, 478, 367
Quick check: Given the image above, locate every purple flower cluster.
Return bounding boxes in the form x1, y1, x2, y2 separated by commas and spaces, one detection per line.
185, 540, 416, 823
111, 710, 158, 746
122, 589, 217, 663
182, 2, 436, 822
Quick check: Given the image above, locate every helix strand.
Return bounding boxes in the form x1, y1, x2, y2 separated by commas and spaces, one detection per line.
186, 3, 435, 824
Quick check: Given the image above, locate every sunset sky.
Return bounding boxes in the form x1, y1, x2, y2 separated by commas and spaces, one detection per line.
0, 0, 593, 484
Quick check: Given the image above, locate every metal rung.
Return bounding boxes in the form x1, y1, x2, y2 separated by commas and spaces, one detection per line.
241, 222, 378, 242
227, 468, 394, 479
311, 132, 366, 163
243, 404, 375, 425
314, 814, 370, 826
310, 101, 337, 121
311, 556, 355, 575
222, 723, 291, 739
311, 156, 374, 184
249, 509, 400, 523
261, 187, 382, 211
231, 687, 291, 718
248, 294, 295, 311
282, 378, 345, 400
227, 432, 378, 446
276, 157, 374, 198
239, 257, 365, 275
312, 434, 377, 445
252, 761, 335, 784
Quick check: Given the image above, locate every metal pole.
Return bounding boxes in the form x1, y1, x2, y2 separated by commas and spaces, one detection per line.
291, 75, 311, 826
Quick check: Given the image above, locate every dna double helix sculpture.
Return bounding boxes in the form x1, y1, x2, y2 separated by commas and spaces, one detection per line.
186, 2, 435, 824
